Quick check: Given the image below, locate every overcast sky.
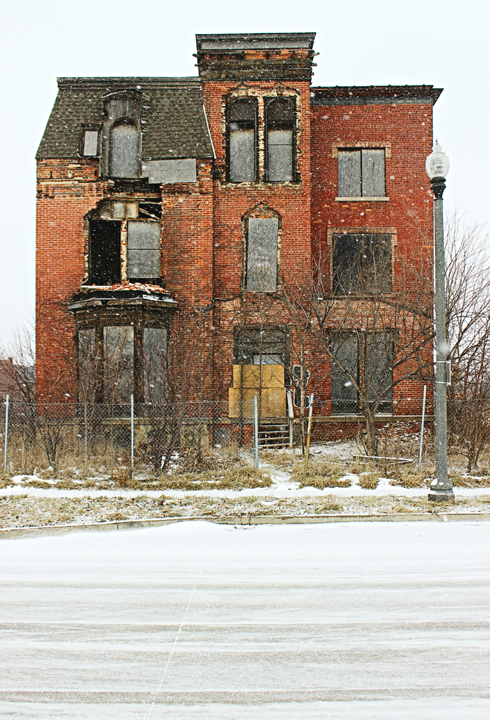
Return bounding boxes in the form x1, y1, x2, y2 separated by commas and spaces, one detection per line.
1, 0, 488, 340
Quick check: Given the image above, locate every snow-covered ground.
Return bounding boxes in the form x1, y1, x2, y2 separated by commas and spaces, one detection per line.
1, 521, 489, 718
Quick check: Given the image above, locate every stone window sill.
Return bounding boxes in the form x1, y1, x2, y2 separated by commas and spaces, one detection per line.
335, 196, 389, 202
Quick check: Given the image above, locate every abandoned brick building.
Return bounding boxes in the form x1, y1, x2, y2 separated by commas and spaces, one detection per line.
36, 32, 440, 438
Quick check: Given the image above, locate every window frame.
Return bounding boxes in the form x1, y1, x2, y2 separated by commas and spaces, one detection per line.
80, 127, 100, 157
242, 207, 282, 294
332, 142, 391, 201
330, 330, 394, 416
226, 97, 258, 183
224, 91, 300, 185
327, 227, 397, 297
264, 96, 297, 183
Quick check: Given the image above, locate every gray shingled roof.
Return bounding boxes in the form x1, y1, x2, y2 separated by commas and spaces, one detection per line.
36, 78, 214, 160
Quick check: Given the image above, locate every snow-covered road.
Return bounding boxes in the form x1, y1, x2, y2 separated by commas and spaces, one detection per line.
1, 521, 489, 718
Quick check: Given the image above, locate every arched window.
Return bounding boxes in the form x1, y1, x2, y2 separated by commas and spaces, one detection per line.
265, 97, 295, 182
109, 121, 140, 178
244, 206, 280, 292
227, 98, 257, 183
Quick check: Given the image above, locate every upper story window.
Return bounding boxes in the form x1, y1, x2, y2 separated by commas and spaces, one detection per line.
246, 215, 279, 293
82, 130, 99, 157
88, 201, 162, 286
265, 97, 295, 182
332, 232, 392, 296
337, 149, 386, 199
109, 121, 140, 178
227, 98, 257, 183
127, 221, 160, 282
226, 93, 298, 184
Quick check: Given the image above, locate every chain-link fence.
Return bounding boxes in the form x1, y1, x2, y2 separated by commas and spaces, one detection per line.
0, 397, 438, 475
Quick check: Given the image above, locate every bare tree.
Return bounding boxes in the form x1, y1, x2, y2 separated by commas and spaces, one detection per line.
445, 211, 490, 471
279, 243, 434, 457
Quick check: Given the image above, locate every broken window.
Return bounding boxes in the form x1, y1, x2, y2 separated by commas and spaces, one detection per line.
246, 217, 278, 292
338, 149, 385, 198
82, 130, 99, 157
89, 220, 121, 286
103, 326, 134, 403
234, 326, 288, 366
265, 97, 295, 182
109, 121, 140, 178
227, 98, 257, 183
143, 327, 167, 404
127, 221, 160, 281
332, 233, 392, 295
331, 331, 393, 415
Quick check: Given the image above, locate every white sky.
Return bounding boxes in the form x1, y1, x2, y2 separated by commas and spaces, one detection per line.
1, 0, 488, 338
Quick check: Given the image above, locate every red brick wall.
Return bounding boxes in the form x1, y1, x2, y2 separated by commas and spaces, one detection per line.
36, 159, 104, 399
310, 101, 435, 414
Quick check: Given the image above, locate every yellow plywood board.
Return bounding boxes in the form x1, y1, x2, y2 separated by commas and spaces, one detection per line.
232, 364, 284, 389
228, 387, 286, 418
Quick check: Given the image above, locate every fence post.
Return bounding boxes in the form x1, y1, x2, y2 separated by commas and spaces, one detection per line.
287, 389, 294, 449
3, 395, 9, 471
130, 394, 134, 479
304, 393, 314, 475
418, 385, 427, 470
253, 394, 259, 471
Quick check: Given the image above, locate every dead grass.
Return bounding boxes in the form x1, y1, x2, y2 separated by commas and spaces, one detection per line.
450, 474, 490, 488
358, 472, 380, 490
390, 472, 428, 489
2, 493, 490, 531
297, 475, 352, 490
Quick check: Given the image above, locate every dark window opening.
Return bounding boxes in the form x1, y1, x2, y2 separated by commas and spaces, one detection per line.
89, 220, 121, 286
338, 149, 385, 197
331, 331, 393, 415
227, 98, 257, 183
332, 233, 392, 295
139, 202, 162, 219
265, 97, 295, 182
109, 121, 140, 179
234, 326, 289, 367
246, 217, 278, 292
127, 221, 160, 282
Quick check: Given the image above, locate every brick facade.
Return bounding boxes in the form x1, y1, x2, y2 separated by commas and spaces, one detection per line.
36, 34, 440, 430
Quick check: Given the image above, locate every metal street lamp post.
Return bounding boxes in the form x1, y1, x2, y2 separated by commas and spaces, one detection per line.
426, 141, 454, 502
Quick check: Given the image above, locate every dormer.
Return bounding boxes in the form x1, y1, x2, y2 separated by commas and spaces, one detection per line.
100, 90, 142, 179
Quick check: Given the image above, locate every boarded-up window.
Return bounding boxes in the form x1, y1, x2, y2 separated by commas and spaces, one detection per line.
103, 326, 134, 403
365, 332, 393, 413
90, 220, 121, 286
266, 98, 295, 182
127, 221, 160, 280
331, 333, 359, 414
109, 121, 140, 178
338, 149, 385, 197
331, 332, 393, 415
78, 328, 97, 402
246, 217, 278, 292
83, 130, 99, 157
332, 233, 392, 295
228, 99, 257, 183
143, 327, 167, 404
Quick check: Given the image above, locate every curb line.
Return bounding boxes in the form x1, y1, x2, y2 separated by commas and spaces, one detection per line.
2, 512, 490, 538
